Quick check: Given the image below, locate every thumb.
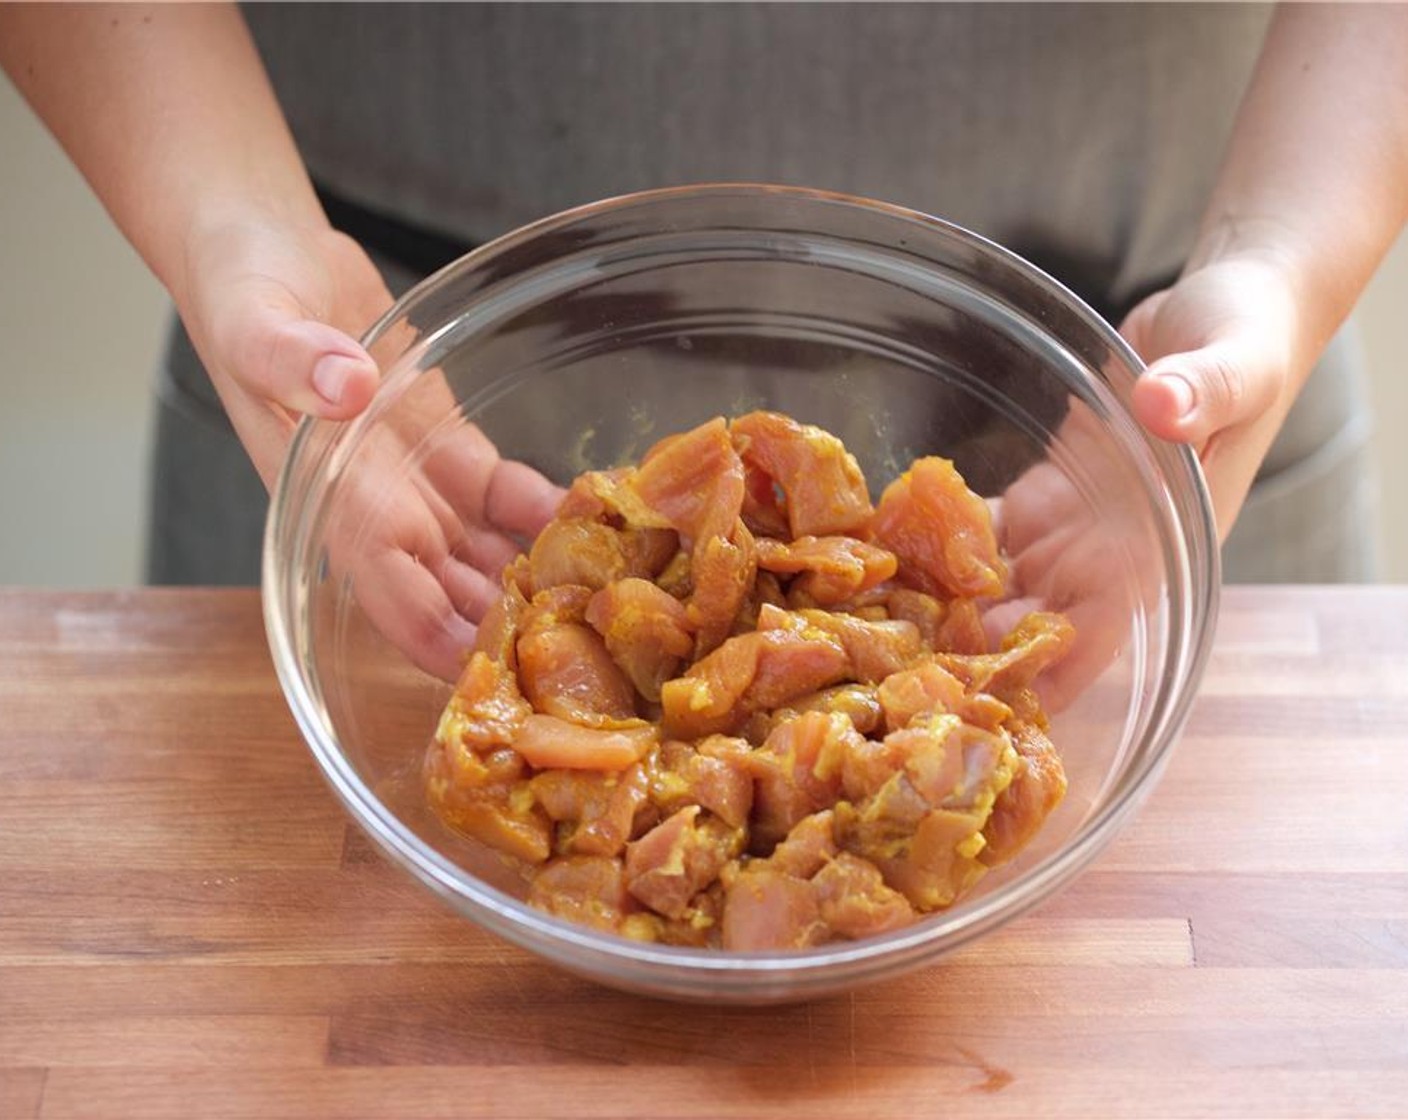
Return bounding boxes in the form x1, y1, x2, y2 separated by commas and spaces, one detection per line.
1130, 339, 1279, 446
211, 278, 380, 421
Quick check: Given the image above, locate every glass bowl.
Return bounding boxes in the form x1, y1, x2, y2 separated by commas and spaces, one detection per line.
264, 184, 1219, 1004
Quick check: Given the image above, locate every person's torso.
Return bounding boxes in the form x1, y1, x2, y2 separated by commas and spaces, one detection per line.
245, 2, 1273, 318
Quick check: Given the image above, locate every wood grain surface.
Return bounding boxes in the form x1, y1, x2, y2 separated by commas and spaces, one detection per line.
1, 587, 1405, 1119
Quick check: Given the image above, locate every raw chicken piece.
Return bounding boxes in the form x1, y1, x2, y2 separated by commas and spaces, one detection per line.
751, 810, 838, 879
776, 684, 884, 736
812, 852, 917, 939
517, 622, 637, 723
624, 806, 743, 920
555, 468, 618, 522
745, 711, 857, 850
686, 521, 756, 657
513, 713, 656, 771
942, 722, 1018, 814
954, 692, 1014, 732
721, 868, 827, 951
795, 609, 923, 683
559, 467, 672, 531
688, 737, 756, 829
731, 411, 874, 537
659, 626, 849, 739
473, 577, 528, 667
982, 721, 1068, 866
864, 807, 992, 910
430, 791, 552, 865
755, 603, 922, 684
519, 585, 594, 632
837, 717, 1016, 908
936, 611, 1075, 701
870, 456, 1006, 599
623, 420, 756, 658
844, 712, 1015, 814
501, 553, 534, 600
425, 723, 550, 866
934, 598, 988, 656
425, 653, 549, 861
839, 771, 932, 854
884, 588, 944, 650
528, 856, 636, 933
631, 417, 745, 548
528, 517, 680, 593
529, 519, 632, 592
644, 738, 755, 831
876, 660, 967, 733
530, 763, 650, 858
755, 535, 898, 607
881, 714, 972, 806
623, 882, 728, 948
585, 578, 696, 702
437, 652, 532, 754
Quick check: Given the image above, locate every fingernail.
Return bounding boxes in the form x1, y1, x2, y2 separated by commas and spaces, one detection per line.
312, 354, 359, 405
1157, 373, 1195, 420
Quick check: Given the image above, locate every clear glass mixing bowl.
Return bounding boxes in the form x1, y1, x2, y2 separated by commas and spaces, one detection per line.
264, 184, 1219, 1004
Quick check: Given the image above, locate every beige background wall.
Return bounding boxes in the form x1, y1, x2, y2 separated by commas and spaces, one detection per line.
1, 76, 1405, 587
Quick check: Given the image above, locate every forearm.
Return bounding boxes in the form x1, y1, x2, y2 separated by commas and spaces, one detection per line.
0, 2, 322, 308
1190, 4, 1408, 365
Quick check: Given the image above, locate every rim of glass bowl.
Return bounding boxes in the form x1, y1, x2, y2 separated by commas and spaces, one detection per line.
264, 183, 1220, 996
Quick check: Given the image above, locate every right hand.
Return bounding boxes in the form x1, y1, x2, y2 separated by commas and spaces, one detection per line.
176, 212, 562, 679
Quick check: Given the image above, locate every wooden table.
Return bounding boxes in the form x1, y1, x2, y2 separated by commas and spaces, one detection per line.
1, 587, 1405, 1119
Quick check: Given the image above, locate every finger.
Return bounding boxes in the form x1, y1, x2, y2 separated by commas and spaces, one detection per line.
451, 530, 522, 581
1037, 591, 1130, 715
1198, 429, 1264, 542
484, 458, 566, 541
404, 465, 522, 580
981, 596, 1041, 647
214, 278, 380, 421
414, 409, 562, 546
356, 547, 478, 682
439, 554, 504, 625
417, 414, 503, 527
1132, 340, 1281, 446
997, 461, 1079, 557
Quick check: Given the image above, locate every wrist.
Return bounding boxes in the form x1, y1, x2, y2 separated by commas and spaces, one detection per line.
164, 191, 331, 316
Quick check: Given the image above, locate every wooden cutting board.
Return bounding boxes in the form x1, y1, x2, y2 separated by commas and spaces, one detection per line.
1, 587, 1405, 1119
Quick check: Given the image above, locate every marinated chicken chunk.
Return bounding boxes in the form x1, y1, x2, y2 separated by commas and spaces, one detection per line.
425, 412, 1072, 950
871, 456, 1007, 600
731, 411, 874, 537
585, 578, 695, 702
755, 535, 897, 607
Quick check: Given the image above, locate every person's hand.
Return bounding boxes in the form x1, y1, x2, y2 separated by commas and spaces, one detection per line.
175, 211, 389, 487
176, 212, 397, 484
990, 254, 1307, 709
1120, 253, 1304, 535
176, 211, 561, 679
986, 399, 1161, 713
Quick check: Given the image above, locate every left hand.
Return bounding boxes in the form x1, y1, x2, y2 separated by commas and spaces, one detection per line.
1120, 253, 1306, 536
988, 253, 1309, 708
